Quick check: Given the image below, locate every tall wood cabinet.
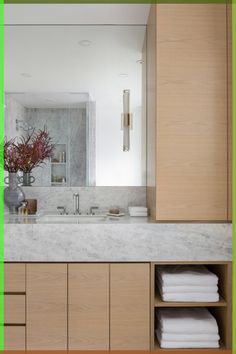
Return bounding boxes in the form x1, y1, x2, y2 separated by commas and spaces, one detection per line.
146, 4, 232, 221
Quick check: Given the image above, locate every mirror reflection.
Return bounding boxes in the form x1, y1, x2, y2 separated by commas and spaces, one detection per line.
5, 26, 146, 186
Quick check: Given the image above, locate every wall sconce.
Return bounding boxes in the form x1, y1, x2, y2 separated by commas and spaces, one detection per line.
121, 89, 133, 152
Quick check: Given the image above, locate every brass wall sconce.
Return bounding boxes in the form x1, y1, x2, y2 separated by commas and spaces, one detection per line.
121, 89, 133, 152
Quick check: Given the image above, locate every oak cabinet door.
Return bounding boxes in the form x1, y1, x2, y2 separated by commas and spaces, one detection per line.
147, 4, 229, 221
26, 264, 67, 349
110, 263, 150, 350
68, 263, 109, 350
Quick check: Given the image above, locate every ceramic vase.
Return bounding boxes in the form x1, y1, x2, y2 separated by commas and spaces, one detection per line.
21, 172, 36, 186
4, 173, 25, 214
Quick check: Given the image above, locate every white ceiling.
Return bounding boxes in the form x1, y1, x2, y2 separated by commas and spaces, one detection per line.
4, 4, 150, 25
5, 26, 145, 106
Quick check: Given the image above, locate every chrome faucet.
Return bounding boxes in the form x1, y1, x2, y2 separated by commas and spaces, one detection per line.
73, 193, 80, 215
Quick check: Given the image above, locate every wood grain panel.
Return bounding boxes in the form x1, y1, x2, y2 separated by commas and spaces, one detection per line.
208, 263, 232, 348
227, 4, 232, 221
146, 4, 157, 219
110, 263, 150, 350
154, 4, 228, 220
4, 295, 25, 324
68, 263, 109, 350
26, 264, 67, 350
4, 326, 25, 350
4, 263, 25, 293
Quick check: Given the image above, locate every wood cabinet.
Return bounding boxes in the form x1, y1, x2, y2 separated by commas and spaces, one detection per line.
26, 264, 67, 350
4, 263, 25, 292
5, 262, 150, 350
4, 262, 231, 352
146, 4, 231, 221
4, 327, 25, 350
227, 4, 232, 221
151, 262, 232, 351
4, 295, 25, 324
110, 263, 150, 350
68, 263, 109, 350
4, 263, 26, 350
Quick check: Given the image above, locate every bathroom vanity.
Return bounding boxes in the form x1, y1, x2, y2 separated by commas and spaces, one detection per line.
4, 219, 232, 351
3, 2, 233, 353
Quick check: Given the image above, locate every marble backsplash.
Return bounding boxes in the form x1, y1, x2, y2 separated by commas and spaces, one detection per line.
19, 186, 147, 215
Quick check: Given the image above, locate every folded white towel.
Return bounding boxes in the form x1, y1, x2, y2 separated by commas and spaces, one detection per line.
156, 333, 219, 349
157, 265, 218, 286
160, 292, 219, 302
155, 329, 220, 342
129, 206, 147, 212
156, 308, 219, 334
160, 285, 218, 294
129, 212, 148, 217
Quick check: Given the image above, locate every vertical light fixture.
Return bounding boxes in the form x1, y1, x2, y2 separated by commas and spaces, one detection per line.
122, 89, 132, 152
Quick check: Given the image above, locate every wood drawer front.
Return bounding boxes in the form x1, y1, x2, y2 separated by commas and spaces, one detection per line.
68, 263, 109, 350
4, 295, 25, 324
5, 264, 25, 293
110, 263, 150, 350
4, 326, 25, 350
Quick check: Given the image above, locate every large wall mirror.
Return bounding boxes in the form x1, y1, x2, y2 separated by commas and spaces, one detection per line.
4, 25, 146, 186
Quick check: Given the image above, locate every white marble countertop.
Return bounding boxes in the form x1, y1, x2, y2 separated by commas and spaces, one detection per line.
4, 214, 152, 225
4, 221, 232, 262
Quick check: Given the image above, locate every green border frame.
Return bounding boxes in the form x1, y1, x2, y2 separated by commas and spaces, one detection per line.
3, 0, 232, 3
0, 0, 3, 349
232, 2, 235, 354
0, 1, 234, 353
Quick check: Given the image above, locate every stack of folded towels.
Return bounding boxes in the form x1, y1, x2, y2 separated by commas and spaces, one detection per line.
156, 308, 220, 348
128, 206, 148, 217
156, 265, 219, 302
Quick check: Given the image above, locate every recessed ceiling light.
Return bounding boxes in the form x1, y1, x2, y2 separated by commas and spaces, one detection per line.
119, 73, 128, 78
21, 73, 32, 78
78, 40, 92, 47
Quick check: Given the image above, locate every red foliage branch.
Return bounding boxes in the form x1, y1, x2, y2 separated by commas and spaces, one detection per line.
4, 138, 21, 173
4, 128, 55, 173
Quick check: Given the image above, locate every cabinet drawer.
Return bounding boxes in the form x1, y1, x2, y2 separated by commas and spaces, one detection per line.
5, 264, 25, 293
4, 326, 25, 350
5, 295, 25, 324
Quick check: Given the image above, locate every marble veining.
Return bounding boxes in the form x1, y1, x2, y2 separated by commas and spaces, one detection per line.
4, 223, 232, 262
20, 186, 147, 214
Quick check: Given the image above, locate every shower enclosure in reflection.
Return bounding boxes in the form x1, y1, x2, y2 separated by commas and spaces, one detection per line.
5, 93, 96, 187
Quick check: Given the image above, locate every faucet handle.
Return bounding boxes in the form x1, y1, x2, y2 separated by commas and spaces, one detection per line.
89, 206, 99, 215
57, 206, 66, 215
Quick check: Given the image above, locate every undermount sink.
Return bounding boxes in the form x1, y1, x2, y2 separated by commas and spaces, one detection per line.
38, 214, 107, 224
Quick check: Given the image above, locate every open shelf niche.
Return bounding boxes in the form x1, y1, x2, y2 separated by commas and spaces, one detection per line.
150, 262, 232, 352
